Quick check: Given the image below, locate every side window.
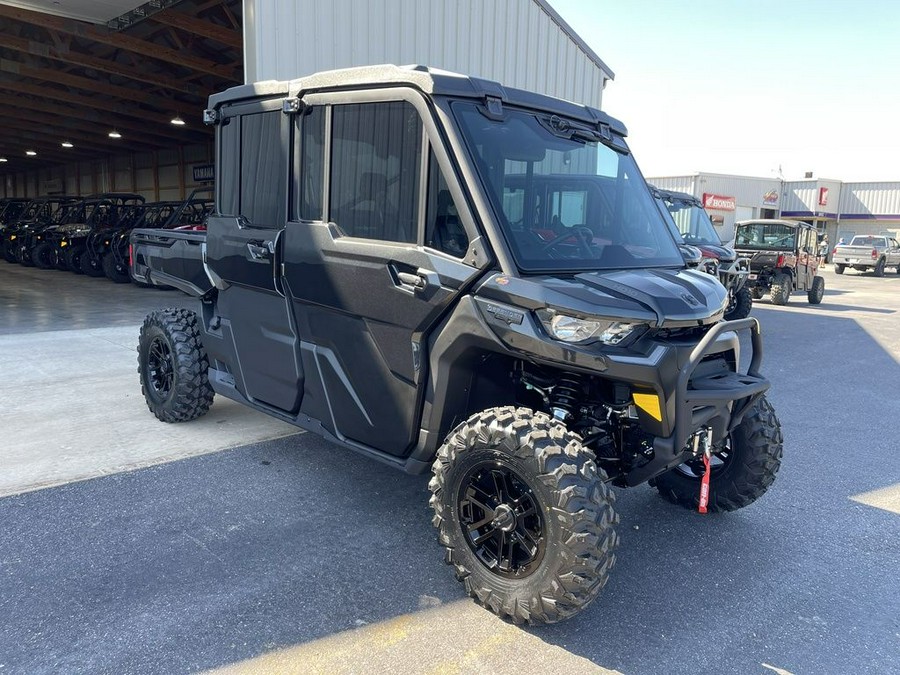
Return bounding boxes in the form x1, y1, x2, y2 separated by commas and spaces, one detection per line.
299, 106, 325, 221
218, 109, 286, 224
425, 150, 469, 257
329, 102, 421, 243
240, 110, 287, 226
218, 116, 239, 216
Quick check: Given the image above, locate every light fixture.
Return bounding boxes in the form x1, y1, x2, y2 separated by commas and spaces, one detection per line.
108, 130, 122, 139
25, 150, 37, 156
170, 115, 186, 126
61, 141, 74, 148
0, 157, 7, 163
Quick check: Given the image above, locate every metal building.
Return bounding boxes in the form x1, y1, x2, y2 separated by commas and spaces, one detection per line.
243, 0, 615, 108
646, 172, 782, 243
647, 171, 900, 248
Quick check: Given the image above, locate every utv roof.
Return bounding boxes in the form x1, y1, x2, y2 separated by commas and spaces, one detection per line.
735, 219, 811, 229
649, 186, 702, 206
207, 64, 627, 137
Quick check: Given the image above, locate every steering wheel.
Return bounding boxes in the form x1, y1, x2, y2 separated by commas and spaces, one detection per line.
541, 226, 596, 257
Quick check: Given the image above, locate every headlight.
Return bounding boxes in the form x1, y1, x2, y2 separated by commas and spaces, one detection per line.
9, 235, 15, 241
537, 309, 644, 345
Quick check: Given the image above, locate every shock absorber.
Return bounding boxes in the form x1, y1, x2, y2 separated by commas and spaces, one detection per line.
551, 373, 584, 422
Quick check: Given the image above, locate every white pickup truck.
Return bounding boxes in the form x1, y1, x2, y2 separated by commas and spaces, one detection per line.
832, 235, 900, 276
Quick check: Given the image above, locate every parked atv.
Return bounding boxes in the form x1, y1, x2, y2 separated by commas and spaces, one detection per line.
82, 203, 149, 277
43, 194, 145, 272
4, 197, 79, 266
1, 198, 36, 262
733, 219, 824, 305
133, 65, 783, 625
653, 188, 752, 320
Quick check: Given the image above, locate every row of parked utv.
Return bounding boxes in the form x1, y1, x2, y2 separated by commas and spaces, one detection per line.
0, 190, 212, 284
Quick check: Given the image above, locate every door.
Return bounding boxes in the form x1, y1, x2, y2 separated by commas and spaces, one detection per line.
795, 226, 818, 290
283, 96, 483, 456
205, 99, 304, 414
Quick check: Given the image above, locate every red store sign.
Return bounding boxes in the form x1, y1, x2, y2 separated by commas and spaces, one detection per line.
703, 193, 736, 211
818, 187, 829, 206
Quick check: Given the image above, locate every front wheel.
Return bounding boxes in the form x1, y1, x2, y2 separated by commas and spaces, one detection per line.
81, 252, 106, 277
429, 406, 619, 625
807, 275, 825, 304
769, 273, 791, 305
652, 396, 783, 512
834, 263, 845, 275
724, 285, 753, 320
138, 308, 214, 423
102, 253, 131, 283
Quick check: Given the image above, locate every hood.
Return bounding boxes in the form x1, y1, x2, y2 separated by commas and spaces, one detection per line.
476, 268, 727, 328
696, 243, 736, 262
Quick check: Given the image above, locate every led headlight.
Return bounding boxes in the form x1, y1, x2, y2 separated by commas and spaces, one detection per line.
537, 309, 644, 346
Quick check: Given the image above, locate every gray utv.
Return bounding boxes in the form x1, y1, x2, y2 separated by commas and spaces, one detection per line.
132, 65, 783, 625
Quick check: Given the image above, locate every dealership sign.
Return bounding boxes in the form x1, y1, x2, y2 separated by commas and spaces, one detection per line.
763, 189, 779, 206
192, 163, 215, 182
703, 193, 736, 211
818, 187, 829, 206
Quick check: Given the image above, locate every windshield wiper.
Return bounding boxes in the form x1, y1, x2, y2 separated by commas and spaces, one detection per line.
541, 115, 608, 144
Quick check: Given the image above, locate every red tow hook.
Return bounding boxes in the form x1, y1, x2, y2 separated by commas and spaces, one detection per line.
698, 451, 712, 514
696, 428, 713, 514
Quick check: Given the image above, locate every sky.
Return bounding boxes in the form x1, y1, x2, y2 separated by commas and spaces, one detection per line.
548, 0, 900, 182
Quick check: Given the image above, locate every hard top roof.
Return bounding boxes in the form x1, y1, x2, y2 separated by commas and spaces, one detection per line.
735, 218, 812, 229
650, 186, 702, 206
208, 64, 627, 137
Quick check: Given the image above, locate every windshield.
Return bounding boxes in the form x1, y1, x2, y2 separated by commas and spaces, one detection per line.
734, 222, 796, 249
453, 103, 684, 272
658, 195, 722, 246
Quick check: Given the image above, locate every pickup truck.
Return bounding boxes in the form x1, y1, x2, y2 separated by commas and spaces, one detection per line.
832, 235, 900, 276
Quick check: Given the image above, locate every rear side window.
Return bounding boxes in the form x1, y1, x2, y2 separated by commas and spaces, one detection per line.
218, 107, 287, 227
329, 102, 421, 243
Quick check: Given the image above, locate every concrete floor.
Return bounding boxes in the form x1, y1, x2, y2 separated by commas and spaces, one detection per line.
0, 263, 298, 497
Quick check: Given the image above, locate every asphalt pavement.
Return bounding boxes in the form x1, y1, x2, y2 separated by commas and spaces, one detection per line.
1, 266, 899, 674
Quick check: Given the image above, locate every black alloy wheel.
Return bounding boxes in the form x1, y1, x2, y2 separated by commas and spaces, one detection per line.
458, 461, 545, 578
146, 336, 175, 401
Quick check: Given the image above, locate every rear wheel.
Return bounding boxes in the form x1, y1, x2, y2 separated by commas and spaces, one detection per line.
834, 263, 845, 275
874, 258, 886, 277
102, 253, 131, 283
769, 273, 791, 305
653, 396, 783, 512
65, 247, 85, 274
138, 308, 214, 423
429, 406, 618, 625
807, 275, 825, 304
724, 285, 753, 320
2, 242, 16, 263
31, 242, 55, 269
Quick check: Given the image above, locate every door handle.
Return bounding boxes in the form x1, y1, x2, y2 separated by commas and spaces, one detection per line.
247, 241, 273, 260
397, 271, 427, 290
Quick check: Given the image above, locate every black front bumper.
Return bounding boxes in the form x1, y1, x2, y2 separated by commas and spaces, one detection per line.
625, 317, 769, 485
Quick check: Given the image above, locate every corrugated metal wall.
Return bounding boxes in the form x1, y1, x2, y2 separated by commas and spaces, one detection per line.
244, 0, 611, 107
838, 182, 900, 217
781, 178, 842, 215
645, 175, 696, 194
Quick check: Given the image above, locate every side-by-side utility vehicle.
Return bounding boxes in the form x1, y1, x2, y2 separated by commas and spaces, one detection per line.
652, 187, 752, 320
132, 65, 783, 625
733, 219, 824, 305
